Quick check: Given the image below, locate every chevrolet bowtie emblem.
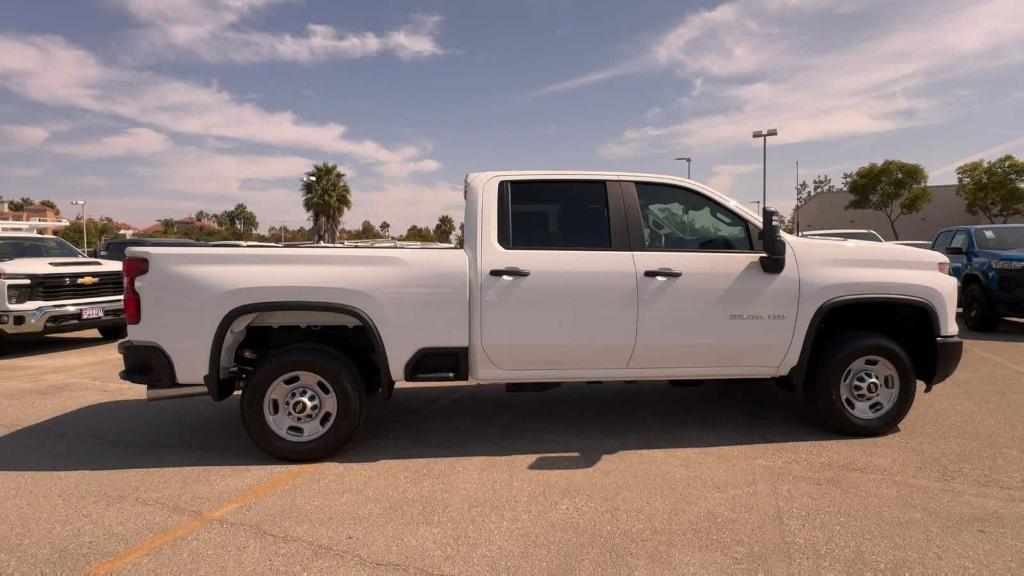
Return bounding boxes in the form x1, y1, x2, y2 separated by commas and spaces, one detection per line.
76, 276, 100, 286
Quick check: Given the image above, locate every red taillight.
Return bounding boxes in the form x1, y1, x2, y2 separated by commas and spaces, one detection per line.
123, 257, 148, 325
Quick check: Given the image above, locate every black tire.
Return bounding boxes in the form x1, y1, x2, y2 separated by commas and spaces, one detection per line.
962, 283, 999, 332
241, 344, 364, 461
98, 325, 128, 340
805, 332, 916, 436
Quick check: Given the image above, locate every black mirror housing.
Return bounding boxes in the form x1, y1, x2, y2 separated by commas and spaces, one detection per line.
760, 207, 786, 274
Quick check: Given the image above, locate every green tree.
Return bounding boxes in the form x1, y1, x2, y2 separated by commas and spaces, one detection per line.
434, 214, 456, 243
159, 218, 178, 236
8, 197, 33, 212
955, 154, 1024, 224
57, 217, 120, 249
454, 222, 465, 248
844, 160, 931, 240
38, 199, 59, 213
349, 220, 383, 240
379, 221, 390, 238
301, 162, 351, 244
401, 225, 437, 242
218, 203, 259, 237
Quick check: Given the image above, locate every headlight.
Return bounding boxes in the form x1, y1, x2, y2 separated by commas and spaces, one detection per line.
937, 262, 950, 274
992, 260, 1024, 270
6, 285, 31, 304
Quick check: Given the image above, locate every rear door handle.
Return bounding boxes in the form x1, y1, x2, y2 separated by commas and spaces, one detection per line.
644, 268, 682, 278
490, 267, 531, 278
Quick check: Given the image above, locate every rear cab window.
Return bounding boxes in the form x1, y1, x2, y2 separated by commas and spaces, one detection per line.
497, 181, 624, 250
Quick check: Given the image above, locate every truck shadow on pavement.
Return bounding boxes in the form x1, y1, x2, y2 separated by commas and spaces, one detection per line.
0, 380, 849, 472
956, 317, 1024, 343
1, 334, 111, 359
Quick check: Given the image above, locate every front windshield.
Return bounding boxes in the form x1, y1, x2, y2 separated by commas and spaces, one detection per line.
0, 236, 84, 260
973, 226, 1024, 251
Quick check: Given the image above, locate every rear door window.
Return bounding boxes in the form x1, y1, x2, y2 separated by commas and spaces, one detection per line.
932, 230, 954, 252
498, 181, 614, 250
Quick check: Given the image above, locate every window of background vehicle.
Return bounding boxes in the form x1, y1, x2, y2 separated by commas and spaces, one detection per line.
634, 183, 753, 251
932, 230, 954, 251
973, 226, 1024, 251
950, 230, 970, 252
498, 181, 611, 250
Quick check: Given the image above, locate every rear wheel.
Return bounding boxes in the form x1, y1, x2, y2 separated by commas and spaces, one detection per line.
241, 345, 364, 461
962, 284, 999, 332
805, 332, 916, 436
98, 325, 128, 340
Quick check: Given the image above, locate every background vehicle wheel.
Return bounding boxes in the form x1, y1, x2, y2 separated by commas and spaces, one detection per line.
962, 284, 999, 332
805, 332, 916, 436
241, 344, 364, 461
98, 325, 128, 340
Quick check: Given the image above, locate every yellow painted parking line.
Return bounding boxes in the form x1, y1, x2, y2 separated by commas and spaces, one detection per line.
86, 464, 321, 575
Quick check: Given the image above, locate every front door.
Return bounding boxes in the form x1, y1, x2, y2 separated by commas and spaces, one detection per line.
479, 179, 637, 370
625, 181, 799, 369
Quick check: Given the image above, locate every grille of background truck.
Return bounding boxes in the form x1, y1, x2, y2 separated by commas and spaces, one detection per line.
29, 272, 124, 301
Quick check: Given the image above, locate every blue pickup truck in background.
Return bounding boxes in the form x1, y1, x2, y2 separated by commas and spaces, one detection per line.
931, 224, 1024, 331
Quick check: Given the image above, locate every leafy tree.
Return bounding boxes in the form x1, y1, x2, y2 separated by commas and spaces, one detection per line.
349, 220, 384, 240
844, 160, 931, 240
57, 217, 121, 249
401, 225, 437, 242
454, 222, 465, 248
218, 203, 259, 237
157, 218, 178, 235
301, 162, 351, 244
379, 221, 390, 238
38, 199, 59, 213
8, 197, 33, 212
434, 214, 456, 243
812, 174, 838, 196
955, 154, 1024, 223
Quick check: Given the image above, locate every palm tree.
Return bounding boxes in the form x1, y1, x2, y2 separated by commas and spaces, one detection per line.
379, 221, 390, 238
301, 162, 351, 244
434, 214, 456, 243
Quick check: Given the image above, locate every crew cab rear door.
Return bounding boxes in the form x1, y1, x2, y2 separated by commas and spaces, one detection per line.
478, 178, 637, 370
623, 180, 799, 369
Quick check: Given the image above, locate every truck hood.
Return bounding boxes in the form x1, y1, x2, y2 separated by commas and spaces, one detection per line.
786, 233, 947, 269
0, 257, 122, 276
975, 248, 1024, 261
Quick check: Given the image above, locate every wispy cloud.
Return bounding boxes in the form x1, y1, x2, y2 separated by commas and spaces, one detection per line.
930, 135, 1024, 180
533, 0, 1024, 158
0, 123, 51, 148
113, 0, 444, 64
706, 163, 758, 194
0, 33, 439, 176
51, 127, 171, 158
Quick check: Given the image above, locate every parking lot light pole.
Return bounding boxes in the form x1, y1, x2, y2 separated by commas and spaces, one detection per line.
752, 129, 777, 210
674, 157, 692, 179
70, 200, 86, 250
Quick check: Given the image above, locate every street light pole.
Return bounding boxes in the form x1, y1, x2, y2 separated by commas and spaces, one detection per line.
752, 129, 777, 211
70, 200, 87, 251
674, 157, 692, 179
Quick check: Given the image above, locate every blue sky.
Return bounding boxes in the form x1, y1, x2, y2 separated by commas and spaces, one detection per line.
1, 0, 1022, 232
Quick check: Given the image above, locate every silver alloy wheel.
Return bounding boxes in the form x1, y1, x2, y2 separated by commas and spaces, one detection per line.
839, 355, 900, 419
263, 371, 338, 442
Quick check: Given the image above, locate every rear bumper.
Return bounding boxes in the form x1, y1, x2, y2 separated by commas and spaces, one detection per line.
0, 300, 124, 337
119, 340, 211, 401
929, 336, 963, 388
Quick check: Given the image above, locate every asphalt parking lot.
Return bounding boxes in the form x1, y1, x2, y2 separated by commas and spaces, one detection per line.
1, 320, 1022, 575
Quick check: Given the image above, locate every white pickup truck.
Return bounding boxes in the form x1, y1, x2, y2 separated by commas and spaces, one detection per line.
119, 172, 963, 461
1, 231, 126, 353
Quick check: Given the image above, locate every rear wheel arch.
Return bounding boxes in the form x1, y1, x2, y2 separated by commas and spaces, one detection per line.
205, 302, 392, 401
788, 296, 940, 393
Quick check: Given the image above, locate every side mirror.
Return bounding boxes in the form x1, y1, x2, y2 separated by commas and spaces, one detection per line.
760, 207, 786, 274
945, 246, 965, 256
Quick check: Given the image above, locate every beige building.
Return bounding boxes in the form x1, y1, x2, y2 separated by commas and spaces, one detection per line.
794, 184, 1024, 241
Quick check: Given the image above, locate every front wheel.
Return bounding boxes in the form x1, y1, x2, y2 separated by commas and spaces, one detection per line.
805, 332, 916, 436
962, 284, 999, 332
241, 345, 364, 461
